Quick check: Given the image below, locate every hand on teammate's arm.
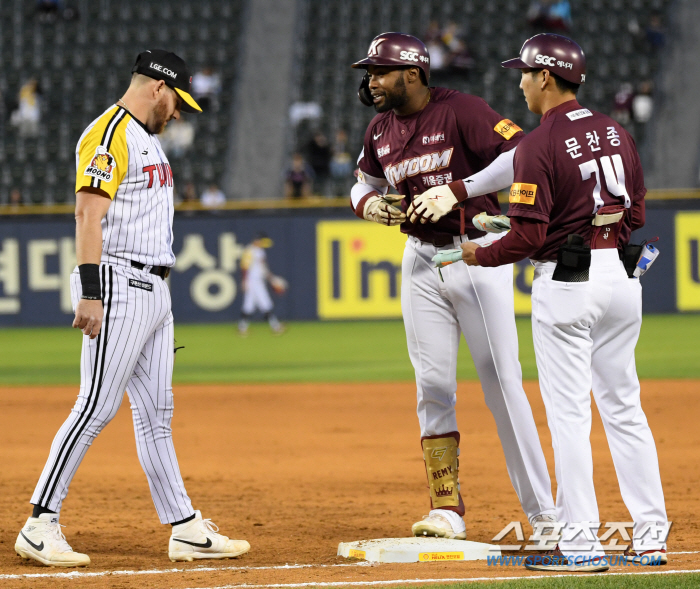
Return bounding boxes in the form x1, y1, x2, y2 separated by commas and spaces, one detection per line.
73, 189, 111, 339
407, 148, 517, 224
461, 148, 516, 199
466, 217, 547, 267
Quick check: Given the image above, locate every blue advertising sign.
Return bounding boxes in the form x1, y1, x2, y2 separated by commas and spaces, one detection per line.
0, 206, 687, 326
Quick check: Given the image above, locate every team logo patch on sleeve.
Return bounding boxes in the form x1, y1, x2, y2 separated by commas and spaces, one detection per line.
509, 183, 537, 205
494, 119, 522, 140
84, 146, 116, 182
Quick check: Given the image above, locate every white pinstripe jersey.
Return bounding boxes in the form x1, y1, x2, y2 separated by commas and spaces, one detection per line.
75, 105, 176, 267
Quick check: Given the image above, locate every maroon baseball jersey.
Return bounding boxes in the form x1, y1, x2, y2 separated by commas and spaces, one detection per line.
358, 87, 523, 244
505, 100, 645, 260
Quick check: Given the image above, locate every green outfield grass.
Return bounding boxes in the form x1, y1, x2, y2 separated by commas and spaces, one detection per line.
0, 314, 698, 386
329, 572, 700, 589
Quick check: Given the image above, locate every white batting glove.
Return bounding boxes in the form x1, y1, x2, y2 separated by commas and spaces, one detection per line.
362, 194, 406, 226
407, 185, 459, 224
472, 212, 511, 233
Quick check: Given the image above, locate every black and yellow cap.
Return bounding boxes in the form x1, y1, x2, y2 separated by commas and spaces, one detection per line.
131, 49, 202, 113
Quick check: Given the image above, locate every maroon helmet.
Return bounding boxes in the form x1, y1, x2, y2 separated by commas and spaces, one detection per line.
352, 32, 430, 106
502, 33, 586, 85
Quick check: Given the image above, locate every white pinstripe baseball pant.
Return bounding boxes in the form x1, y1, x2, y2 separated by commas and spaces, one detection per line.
30, 262, 194, 524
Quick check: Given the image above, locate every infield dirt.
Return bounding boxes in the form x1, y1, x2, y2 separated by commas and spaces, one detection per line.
0, 380, 697, 588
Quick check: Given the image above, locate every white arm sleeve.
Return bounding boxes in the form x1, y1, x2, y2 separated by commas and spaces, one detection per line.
461, 148, 516, 198
350, 171, 389, 209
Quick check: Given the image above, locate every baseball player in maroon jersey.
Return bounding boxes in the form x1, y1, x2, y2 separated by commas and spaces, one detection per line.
424, 34, 668, 570
349, 33, 555, 540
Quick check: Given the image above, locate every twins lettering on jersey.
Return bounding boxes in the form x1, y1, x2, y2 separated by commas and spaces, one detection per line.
143, 163, 174, 188
384, 148, 453, 186
84, 146, 116, 183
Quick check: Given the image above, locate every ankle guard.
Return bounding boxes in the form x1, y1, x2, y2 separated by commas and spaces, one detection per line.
421, 433, 465, 516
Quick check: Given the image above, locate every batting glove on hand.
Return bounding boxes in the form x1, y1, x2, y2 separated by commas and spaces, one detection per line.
407, 185, 459, 224
362, 194, 406, 226
472, 212, 511, 233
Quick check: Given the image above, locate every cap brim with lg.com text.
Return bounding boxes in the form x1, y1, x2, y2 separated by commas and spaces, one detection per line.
131, 49, 202, 113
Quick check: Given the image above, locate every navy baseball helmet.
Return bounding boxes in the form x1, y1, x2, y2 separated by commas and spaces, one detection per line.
352, 32, 430, 106
502, 33, 586, 85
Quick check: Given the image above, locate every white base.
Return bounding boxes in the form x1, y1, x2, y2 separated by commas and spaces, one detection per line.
337, 537, 501, 563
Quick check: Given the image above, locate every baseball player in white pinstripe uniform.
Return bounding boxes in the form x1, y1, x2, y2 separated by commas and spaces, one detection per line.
15, 50, 249, 567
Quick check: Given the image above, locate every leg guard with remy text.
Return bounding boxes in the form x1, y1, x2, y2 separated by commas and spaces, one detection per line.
421, 433, 465, 516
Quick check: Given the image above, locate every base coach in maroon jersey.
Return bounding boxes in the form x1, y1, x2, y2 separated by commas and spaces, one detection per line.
459, 34, 669, 572
349, 32, 555, 541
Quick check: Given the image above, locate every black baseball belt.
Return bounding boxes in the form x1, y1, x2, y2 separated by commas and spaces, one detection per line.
419, 227, 486, 247
131, 260, 171, 279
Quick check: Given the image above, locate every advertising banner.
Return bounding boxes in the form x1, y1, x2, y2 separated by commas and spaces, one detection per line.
0, 207, 691, 326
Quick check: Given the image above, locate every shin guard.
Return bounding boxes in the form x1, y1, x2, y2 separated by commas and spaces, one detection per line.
421, 432, 465, 516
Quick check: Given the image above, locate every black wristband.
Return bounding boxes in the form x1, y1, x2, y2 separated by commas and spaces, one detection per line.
79, 264, 102, 300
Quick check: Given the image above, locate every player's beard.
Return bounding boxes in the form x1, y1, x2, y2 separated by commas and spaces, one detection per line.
374, 74, 409, 113
149, 98, 171, 135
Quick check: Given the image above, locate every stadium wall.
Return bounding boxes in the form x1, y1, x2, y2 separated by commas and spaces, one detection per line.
0, 204, 698, 326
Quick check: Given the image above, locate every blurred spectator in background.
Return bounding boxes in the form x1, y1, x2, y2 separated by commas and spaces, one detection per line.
423, 22, 474, 77
36, 0, 78, 21
182, 182, 198, 204
306, 132, 331, 196
528, 0, 572, 31
10, 79, 41, 138
160, 118, 195, 159
330, 129, 353, 197
289, 101, 322, 126
36, 0, 61, 22
191, 67, 222, 112
611, 82, 635, 126
285, 153, 313, 199
442, 22, 474, 74
632, 80, 654, 125
8, 188, 23, 209
200, 183, 226, 208
646, 12, 666, 53
447, 37, 474, 74
424, 21, 448, 72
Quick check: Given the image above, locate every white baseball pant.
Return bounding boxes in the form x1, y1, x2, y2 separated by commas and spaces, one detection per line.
30, 262, 194, 524
531, 249, 667, 561
241, 277, 274, 315
402, 233, 555, 520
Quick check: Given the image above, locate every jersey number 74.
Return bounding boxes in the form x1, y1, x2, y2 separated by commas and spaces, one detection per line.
579, 155, 630, 214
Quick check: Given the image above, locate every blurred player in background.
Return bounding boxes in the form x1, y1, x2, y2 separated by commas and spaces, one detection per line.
238, 233, 287, 336
349, 33, 555, 541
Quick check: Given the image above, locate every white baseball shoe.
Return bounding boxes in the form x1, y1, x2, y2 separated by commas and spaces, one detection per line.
169, 511, 250, 562
15, 513, 90, 567
412, 509, 467, 540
